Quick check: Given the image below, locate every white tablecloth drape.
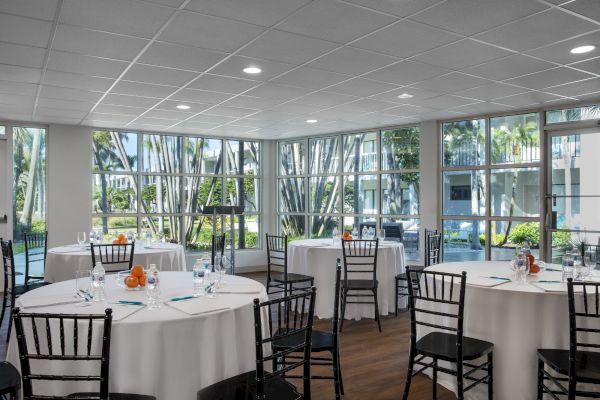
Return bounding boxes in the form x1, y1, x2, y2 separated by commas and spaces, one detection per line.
6, 272, 268, 400
45, 242, 186, 283
288, 239, 405, 319
421, 261, 599, 400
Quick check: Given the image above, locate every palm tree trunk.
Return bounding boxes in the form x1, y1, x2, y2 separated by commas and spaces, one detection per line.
19, 131, 41, 228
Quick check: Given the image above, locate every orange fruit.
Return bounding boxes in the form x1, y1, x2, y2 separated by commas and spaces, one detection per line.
527, 254, 535, 267
124, 275, 139, 288
112, 239, 120, 244
530, 263, 540, 274
131, 265, 144, 278
118, 233, 126, 240
138, 274, 146, 287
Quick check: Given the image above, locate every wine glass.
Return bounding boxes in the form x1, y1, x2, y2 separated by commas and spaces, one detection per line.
220, 255, 231, 284
378, 229, 386, 242
75, 270, 92, 307
204, 270, 217, 298
77, 232, 86, 247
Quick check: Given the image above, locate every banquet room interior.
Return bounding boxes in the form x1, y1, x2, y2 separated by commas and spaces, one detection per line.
0, 0, 600, 399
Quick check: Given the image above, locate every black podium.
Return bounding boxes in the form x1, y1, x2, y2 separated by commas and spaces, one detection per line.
202, 205, 245, 275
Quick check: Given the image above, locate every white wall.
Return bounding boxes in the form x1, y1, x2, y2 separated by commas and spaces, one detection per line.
419, 120, 440, 263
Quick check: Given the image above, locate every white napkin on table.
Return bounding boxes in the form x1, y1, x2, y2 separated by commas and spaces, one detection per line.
216, 284, 262, 294
166, 297, 230, 316
18, 294, 80, 309
468, 277, 512, 287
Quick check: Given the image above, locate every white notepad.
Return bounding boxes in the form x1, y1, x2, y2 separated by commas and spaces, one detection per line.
166, 297, 230, 316
468, 277, 512, 287
216, 284, 262, 294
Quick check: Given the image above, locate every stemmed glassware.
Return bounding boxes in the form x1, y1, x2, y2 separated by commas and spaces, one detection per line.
378, 229, 386, 242
77, 232, 86, 247
510, 251, 530, 283
75, 270, 92, 307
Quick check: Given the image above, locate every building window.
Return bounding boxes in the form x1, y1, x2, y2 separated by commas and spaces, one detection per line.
450, 185, 471, 201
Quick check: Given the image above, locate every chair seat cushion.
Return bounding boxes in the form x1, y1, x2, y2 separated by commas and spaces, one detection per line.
538, 349, 600, 382
67, 393, 156, 399
273, 329, 334, 353
197, 370, 303, 400
0, 362, 20, 394
271, 272, 314, 284
416, 332, 493, 362
342, 279, 378, 290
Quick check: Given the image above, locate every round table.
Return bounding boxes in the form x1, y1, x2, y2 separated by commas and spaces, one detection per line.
45, 242, 187, 283
7, 271, 268, 400
288, 239, 405, 319
422, 261, 599, 400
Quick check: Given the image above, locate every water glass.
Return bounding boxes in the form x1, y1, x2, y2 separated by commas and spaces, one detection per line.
573, 253, 587, 281
75, 270, 91, 307
562, 253, 575, 282
513, 253, 529, 283
378, 229, 386, 241
77, 232, 86, 246
204, 270, 217, 297
126, 231, 134, 242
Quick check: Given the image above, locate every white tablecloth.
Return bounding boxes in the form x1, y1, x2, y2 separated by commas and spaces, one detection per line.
422, 261, 600, 400
45, 242, 186, 282
288, 239, 405, 319
6, 272, 268, 400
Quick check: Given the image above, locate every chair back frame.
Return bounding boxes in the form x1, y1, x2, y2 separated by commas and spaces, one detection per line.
90, 242, 135, 272
211, 233, 226, 272
341, 239, 379, 284
580, 242, 600, 267
1, 239, 18, 297
23, 231, 48, 284
13, 308, 113, 400
426, 234, 442, 267
266, 233, 288, 291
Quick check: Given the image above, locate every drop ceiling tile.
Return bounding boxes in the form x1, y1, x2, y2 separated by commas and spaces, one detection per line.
220, 95, 284, 109
187, 114, 238, 124
244, 83, 312, 101
353, 20, 461, 58
122, 64, 198, 87
46, 51, 128, 79
525, 31, 600, 65
0, 64, 41, 83
177, 122, 222, 131
562, 0, 600, 22
505, 67, 594, 90
203, 105, 257, 118
159, 10, 264, 52
330, 98, 396, 113
474, 9, 598, 52
245, 110, 295, 122
60, 0, 173, 38
454, 83, 530, 101
575, 91, 600, 101
363, 60, 449, 86
570, 56, 600, 75
342, 0, 443, 17
417, 94, 480, 109
411, 0, 546, 36
420, 110, 468, 119
383, 104, 433, 117
53, 24, 149, 61
327, 78, 399, 97
86, 113, 137, 123
271, 66, 350, 89
0, 80, 38, 96
0, 111, 33, 121
101, 93, 161, 108
269, 102, 324, 115
413, 39, 513, 70
0, 42, 46, 69
239, 30, 339, 65
94, 104, 147, 116
307, 46, 399, 76
413, 72, 491, 93
0, 0, 59, 20
494, 91, 567, 107
39, 85, 104, 103
141, 109, 197, 120
154, 99, 213, 112
0, 14, 52, 47
186, 74, 259, 94
33, 115, 83, 125
462, 54, 556, 81
227, 118, 275, 129
0, 93, 35, 107
43, 70, 114, 92
209, 55, 296, 81
112, 80, 175, 98
82, 118, 128, 128
291, 91, 359, 107
449, 101, 515, 114
36, 100, 92, 114
368, 86, 442, 104
170, 88, 234, 104
139, 42, 227, 72
544, 78, 600, 98
276, 0, 396, 44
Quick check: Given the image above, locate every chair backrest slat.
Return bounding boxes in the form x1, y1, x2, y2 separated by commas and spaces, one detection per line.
1, 239, 18, 292
426, 233, 442, 267
266, 234, 289, 290
341, 239, 379, 283
90, 242, 135, 272
567, 279, 600, 366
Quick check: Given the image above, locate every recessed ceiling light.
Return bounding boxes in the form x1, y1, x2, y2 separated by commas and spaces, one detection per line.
243, 66, 262, 74
570, 45, 596, 54
176, 104, 191, 110
306, 119, 318, 123
397, 93, 414, 99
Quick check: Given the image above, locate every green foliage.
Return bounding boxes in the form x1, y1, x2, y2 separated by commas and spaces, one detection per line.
141, 184, 156, 204
381, 127, 420, 169
552, 229, 572, 249
508, 222, 540, 246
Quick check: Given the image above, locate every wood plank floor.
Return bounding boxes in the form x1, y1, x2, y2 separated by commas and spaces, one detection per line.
0, 272, 455, 400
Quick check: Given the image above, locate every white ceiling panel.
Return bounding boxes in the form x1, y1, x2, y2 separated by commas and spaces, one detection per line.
141, 109, 197, 120
449, 101, 515, 114
36, 98, 93, 112
158, 10, 264, 52
341, 0, 444, 18
352, 21, 461, 58
0, 93, 36, 107
570, 56, 600, 75
0, 42, 46, 69
93, 104, 148, 116
368, 87, 442, 104
154, 99, 212, 112
271, 67, 350, 89
228, 118, 275, 129
462, 54, 556, 81
86, 113, 138, 124
39, 85, 104, 103
219, 95, 284, 109
525, 31, 600, 65
454, 83, 529, 101
330, 98, 396, 113
545, 78, 600, 98
474, 9, 598, 52
244, 83, 312, 101
307, 46, 398, 76
413, 72, 491, 93
494, 91, 568, 107
112, 81, 176, 98
209, 55, 296, 81
46, 51, 128, 79
122, 64, 198, 87
187, 114, 239, 124
276, 0, 397, 44
416, 95, 480, 109
412, 39, 513, 70
139, 42, 227, 72
0, 0, 59, 21
186, 74, 258, 94
0, 14, 52, 48
410, 0, 547, 36
291, 91, 359, 107
363, 60, 449, 86
505, 67, 595, 90
52, 24, 149, 61
101, 93, 161, 108
43, 70, 114, 92
0, 80, 38, 96
269, 102, 324, 115
561, 0, 600, 22
0, 64, 41, 84
203, 105, 257, 118
170, 88, 234, 104
327, 78, 399, 97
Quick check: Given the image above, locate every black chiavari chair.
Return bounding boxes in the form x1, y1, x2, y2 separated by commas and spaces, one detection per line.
23, 231, 48, 289
211, 233, 226, 273
266, 234, 314, 297
0, 239, 27, 342
90, 242, 135, 273
273, 259, 344, 399
402, 268, 494, 400
340, 239, 381, 332
395, 229, 440, 316
537, 279, 600, 399
197, 287, 317, 400
580, 242, 600, 269
0, 361, 20, 399
12, 308, 155, 400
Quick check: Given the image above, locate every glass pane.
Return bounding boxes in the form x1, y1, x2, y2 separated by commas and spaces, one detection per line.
309, 176, 340, 213
381, 126, 420, 170
92, 130, 137, 172
225, 140, 260, 175
442, 118, 486, 167
552, 134, 600, 196
490, 113, 540, 164
443, 219, 486, 262
225, 177, 259, 212
490, 221, 540, 260
185, 215, 219, 252
550, 231, 600, 264
343, 175, 377, 214
141, 216, 180, 243
279, 178, 305, 213
184, 177, 222, 212
92, 216, 138, 238
142, 134, 181, 173
343, 131, 377, 172
342, 216, 376, 238
490, 168, 539, 217
311, 216, 340, 238
546, 105, 600, 124
224, 214, 260, 249
184, 137, 221, 174
442, 170, 486, 216
280, 141, 305, 175
0, 126, 5, 135
381, 173, 419, 215
381, 217, 420, 260
280, 214, 305, 241
309, 137, 339, 174
141, 175, 181, 213
13, 127, 46, 241
92, 174, 137, 214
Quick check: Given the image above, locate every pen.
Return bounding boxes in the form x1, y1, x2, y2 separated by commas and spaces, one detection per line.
489, 276, 511, 281
538, 280, 561, 283
117, 300, 144, 305
170, 295, 195, 302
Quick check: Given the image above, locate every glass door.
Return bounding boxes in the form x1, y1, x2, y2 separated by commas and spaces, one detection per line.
546, 127, 600, 262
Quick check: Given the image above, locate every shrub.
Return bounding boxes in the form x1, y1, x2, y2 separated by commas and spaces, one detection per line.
552, 229, 572, 249
508, 222, 540, 246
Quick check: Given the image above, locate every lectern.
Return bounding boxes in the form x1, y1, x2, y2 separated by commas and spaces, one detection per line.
201, 205, 245, 275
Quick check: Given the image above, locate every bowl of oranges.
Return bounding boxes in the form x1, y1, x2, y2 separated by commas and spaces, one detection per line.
116, 265, 147, 290
112, 233, 129, 245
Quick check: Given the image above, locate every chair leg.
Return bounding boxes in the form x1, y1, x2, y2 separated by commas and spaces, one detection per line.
568, 373, 576, 400
456, 360, 464, 400
0, 281, 8, 330
337, 350, 344, 396
402, 347, 416, 400
373, 288, 382, 333
340, 289, 347, 332
433, 358, 438, 399
488, 352, 493, 400
395, 278, 399, 317
332, 350, 342, 400
6, 309, 13, 343
537, 359, 543, 400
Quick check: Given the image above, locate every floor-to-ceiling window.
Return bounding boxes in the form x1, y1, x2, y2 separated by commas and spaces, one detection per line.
441, 113, 541, 261
278, 125, 421, 260
91, 130, 261, 251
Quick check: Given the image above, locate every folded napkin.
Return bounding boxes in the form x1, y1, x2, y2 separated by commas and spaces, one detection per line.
166, 297, 230, 316
216, 284, 262, 294
18, 293, 80, 309
468, 277, 512, 288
